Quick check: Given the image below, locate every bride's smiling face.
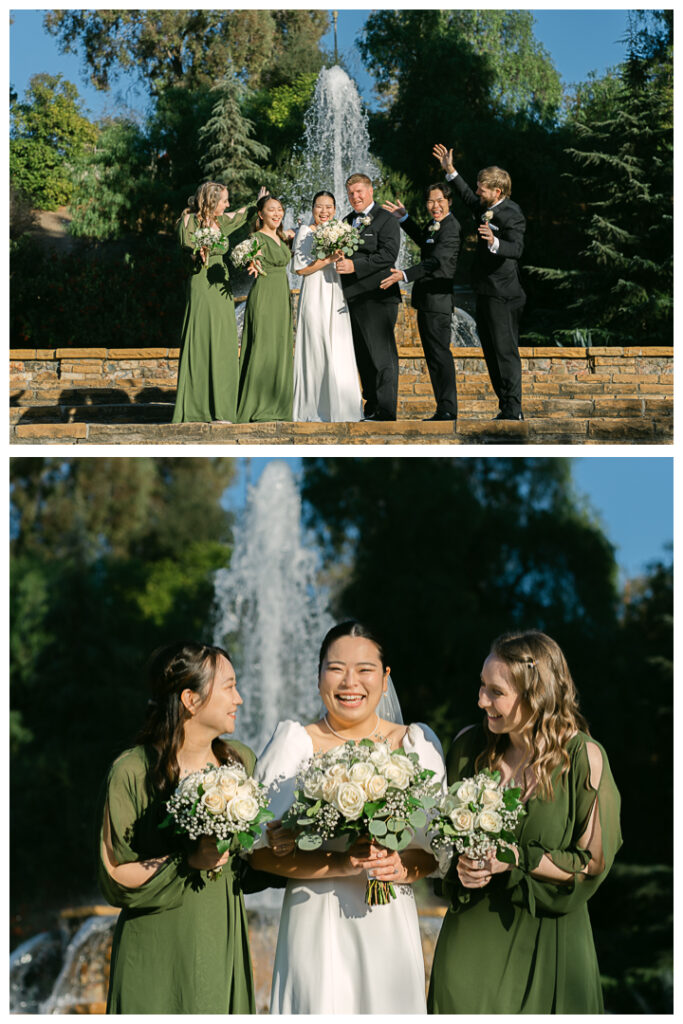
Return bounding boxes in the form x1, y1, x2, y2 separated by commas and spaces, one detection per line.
312, 196, 335, 225
319, 636, 389, 728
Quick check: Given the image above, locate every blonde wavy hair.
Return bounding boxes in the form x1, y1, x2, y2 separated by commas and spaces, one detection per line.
476, 630, 589, 800
181, 181, 228, 227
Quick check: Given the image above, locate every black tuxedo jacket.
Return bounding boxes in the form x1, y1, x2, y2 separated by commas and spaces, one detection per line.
451, 174, 526, 303
340, 202, 401, 303
401, 211, 460, 314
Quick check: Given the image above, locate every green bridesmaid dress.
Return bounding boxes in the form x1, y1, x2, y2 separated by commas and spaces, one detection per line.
99, 743, 257, 1014
237, 232, 293, 423
428, 725, 622, 1014
173, 208, 252, 423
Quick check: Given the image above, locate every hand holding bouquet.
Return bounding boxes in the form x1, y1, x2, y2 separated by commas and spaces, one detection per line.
430, 768, 525, 873
230, 236, 267, 276
161, 762, 273, 878
192, 225, 230, 263
282, 738, 440, 904
311, 219, 364, 261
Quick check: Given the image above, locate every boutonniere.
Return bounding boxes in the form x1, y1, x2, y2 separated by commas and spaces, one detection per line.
361, 215, 372, 227
481, 210, 494, 224
428, 222, 440, 234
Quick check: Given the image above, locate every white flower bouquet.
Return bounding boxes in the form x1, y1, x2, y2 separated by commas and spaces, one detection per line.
192, 224, 230, 259
161, 762, 274, 877
311, 219, 364, 260
282, 738, 440, 904
430, 768, 525, 869
230, 236, 267, 276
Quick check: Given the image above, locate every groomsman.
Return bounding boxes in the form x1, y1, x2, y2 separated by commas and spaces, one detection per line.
433, 143, 526, 421
336, 173, 401, 421
380, 184, 461, 421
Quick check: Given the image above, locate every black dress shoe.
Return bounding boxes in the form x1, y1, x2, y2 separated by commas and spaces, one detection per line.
424, 412, 457, 421
494, 411, 524, 421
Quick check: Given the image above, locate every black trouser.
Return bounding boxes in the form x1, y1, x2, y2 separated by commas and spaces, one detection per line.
348, 297, 399, 420
417, 309, 458, 417
475, 295, 524, 416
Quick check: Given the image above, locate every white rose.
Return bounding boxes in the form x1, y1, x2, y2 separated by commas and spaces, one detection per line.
477, 810, 503, 834
201, 786, 226, 815
365, 774, 388, 800
218, 775, 240, 799
455, 780, 479, 804
333, 781, 366, 820
480, 788, 503, 811
328, 763, 348, 780
369, 742, 391, 768
303, 771, 324, 800
229, 792, 261, 823
349, 762, 375, 786
202, 769, 219, 790
383, 761, 411, 790
449, 806, 475, 831
321, 776, 339, 802
390, 752, 415, 777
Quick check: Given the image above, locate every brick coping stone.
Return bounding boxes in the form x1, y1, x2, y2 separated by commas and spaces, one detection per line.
9, 346, 675, 360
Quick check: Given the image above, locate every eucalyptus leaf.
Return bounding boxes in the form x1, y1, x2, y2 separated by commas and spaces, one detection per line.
382, 832, 399, 850
369, 819, 388, 836
408, 809, 427, 829
388, 817, 406, 833
297, 834, 323, 851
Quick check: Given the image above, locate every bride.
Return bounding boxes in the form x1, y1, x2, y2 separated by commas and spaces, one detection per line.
249, 620, 445, 1014
292, 192, 363, 422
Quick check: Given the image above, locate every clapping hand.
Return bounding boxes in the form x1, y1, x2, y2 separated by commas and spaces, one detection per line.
380, 268, 403, 289
382, 198, 407, 219
257, 186, 269, 201
433, 143, 455, 175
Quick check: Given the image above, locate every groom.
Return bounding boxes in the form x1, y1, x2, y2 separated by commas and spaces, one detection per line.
336, 173, 401, 421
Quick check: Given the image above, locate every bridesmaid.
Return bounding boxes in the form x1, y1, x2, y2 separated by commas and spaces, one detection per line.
428, 630, 622, 1014
99, 642, 257, 1014
237, 196, 294, 423
173, 182, 265, 424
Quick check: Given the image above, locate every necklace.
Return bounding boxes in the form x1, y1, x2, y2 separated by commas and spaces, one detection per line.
323, 712, 383, 743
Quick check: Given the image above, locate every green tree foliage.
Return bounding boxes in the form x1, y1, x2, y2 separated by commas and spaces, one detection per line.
44, 10, 328, 95
527, 12, 673, 345
10, 457, 235, 907
302, 457, 618, 737
10, 73, 97, 209
358, 11, 562, 186
199, 73, 270, 202
245, 72, 318, 169
69, 119, 152, 239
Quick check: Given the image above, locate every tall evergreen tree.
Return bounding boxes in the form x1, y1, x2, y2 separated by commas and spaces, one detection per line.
528, 12, 672, 345
199, 73, 270, 201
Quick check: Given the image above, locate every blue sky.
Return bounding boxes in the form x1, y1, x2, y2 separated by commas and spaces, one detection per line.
225, 457, 672, 582
10, 9, 632, 119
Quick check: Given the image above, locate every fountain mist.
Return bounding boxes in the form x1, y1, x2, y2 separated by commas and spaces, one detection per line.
213, 461, 333, 756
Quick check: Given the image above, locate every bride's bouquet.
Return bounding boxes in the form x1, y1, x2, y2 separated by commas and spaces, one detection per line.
311, 219, 364, 261
230, 236, 267, 276
430, 769, 525, 871
191, 224, 230, 259
161, 762, 274, 877
282, 739, 440, 905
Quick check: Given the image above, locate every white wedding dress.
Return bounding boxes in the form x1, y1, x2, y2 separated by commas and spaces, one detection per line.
253, 720, 446, 1014
291, 225, 363, 422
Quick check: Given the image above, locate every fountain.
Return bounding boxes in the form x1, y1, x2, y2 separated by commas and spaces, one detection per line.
213, 460, 333, 756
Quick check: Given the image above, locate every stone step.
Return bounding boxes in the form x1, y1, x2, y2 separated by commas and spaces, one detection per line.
10, 417, 672, 446
10, 393, 673, 428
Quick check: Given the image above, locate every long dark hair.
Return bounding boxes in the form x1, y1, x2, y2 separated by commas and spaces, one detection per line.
135, 641, 244, 796
317, 620, 387, 676
312, 190, 336, 209
253, 194, 288, 243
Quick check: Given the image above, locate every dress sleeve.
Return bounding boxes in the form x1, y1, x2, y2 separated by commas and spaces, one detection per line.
404, 723, 447, 866
505, 738, 622, 918
292, 226, 315, 272
251, 720, 312, 849
176, 213, 194, 252
220, 205, 255, 237
97, 751, 193, 915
